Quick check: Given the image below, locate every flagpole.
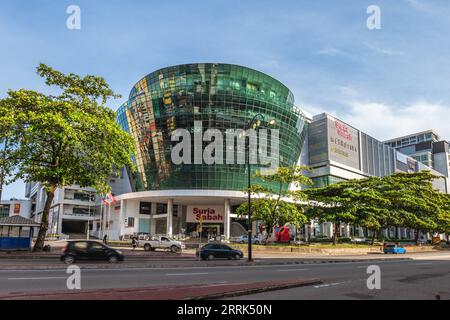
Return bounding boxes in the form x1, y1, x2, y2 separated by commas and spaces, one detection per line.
108, 202, 111, 240
100, 201, 104, 239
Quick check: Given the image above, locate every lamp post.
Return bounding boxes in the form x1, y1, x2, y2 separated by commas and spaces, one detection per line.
244, 114, 276, 262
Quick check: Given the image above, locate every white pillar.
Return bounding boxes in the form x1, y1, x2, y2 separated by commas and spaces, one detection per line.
224, 199, 231, 240
119, 200, 125, 240
57, 204, 63, 235
167, 199, 173, 237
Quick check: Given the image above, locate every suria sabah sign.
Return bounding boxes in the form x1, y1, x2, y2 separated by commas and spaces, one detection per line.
186, 205, 224, 223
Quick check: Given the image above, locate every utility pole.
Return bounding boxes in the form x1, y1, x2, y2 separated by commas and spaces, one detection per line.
0, 136, 8, 202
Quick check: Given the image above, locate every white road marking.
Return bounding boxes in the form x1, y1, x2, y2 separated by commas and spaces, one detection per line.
8, 277, 66, 281
276, 268, 309, 272
415, 262, 433, 265
166, 272, 209, 276
314, 281, 345, 288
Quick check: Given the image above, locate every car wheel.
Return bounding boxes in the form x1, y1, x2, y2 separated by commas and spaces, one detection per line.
144, 244, 151, 252
171, 245, 180, 253
64, 255, 75, 264
208, 254, 214, 260
234, 254, 241, 260
108, 255, 119, 264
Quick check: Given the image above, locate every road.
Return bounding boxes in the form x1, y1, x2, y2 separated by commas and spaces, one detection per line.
0, 252, 449, 299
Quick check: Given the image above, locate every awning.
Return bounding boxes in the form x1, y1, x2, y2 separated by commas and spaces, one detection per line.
0, 215, 41, 227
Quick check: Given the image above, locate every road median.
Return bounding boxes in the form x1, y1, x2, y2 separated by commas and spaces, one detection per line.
0, 279, 322, 300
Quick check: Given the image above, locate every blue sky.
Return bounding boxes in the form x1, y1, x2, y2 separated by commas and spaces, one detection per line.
1, 0, 450, 199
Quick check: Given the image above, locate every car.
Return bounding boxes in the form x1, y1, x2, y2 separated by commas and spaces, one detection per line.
135, 232, 150, 240
196, 243, 244, 260
60, 240, 124, 264
140, 236, 185, 253
383, 244, 407, 254
235, 235, 261, 244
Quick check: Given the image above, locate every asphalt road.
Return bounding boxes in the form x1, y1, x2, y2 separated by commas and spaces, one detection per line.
0, 252, 449, 299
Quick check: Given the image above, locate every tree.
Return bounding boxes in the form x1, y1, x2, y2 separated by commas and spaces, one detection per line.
0, 64, 135, 251
381, 171, 444, 244
304, 181, 359, 245
236, 165, 312, 243
345, 177, 394, 245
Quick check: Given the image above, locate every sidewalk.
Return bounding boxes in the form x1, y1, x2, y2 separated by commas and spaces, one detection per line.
0, 279, 322, 300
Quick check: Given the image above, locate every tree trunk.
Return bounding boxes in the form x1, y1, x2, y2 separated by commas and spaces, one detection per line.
414, 229, 420, 245
371, 230, 376, 246
332, 222, 338, 245
33, 186, 56, 252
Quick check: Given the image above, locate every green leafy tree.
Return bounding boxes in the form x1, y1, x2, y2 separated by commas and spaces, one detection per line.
304, 181, 359, 245
0, 64, 135, 251
382, 171, 444, 244
236, 165, 312, 242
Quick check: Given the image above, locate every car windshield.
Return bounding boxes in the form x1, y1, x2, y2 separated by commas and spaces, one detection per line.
386, 245, 396, 248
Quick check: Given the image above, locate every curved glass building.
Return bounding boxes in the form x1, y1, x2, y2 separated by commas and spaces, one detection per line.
117, 63, 307, 193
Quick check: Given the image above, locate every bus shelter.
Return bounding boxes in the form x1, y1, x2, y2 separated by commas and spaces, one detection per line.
0, 215, 40, 251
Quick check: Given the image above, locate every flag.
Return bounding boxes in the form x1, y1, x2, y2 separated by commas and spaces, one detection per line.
107, 193, 118, 204
101, 195, 111, 206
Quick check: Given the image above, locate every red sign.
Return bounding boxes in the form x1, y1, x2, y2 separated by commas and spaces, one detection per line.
13, 203, 20, 214
335, 121, 353, 141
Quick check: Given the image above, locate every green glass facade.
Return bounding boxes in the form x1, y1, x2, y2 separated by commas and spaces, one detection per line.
117, 63, 307, 192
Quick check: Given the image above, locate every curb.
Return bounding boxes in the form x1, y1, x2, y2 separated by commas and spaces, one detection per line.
0, 257, 412, 271
188, 279, 322, 300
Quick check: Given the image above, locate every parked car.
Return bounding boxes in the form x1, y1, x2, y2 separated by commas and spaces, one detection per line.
60, 240, 124, 264
235, 235, 261, 244
196, 243, 244, 260
383, 244, 407, 254
135, 232, 150, 240
141, 236, 185, 253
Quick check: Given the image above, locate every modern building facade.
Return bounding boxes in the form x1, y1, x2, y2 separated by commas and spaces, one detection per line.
0, 199, 31, 219
25, 166, 132, 238
114, 63, 307, 240
21, 63, 449, 241
305, 113, 447, 239
385, 130, 450, 192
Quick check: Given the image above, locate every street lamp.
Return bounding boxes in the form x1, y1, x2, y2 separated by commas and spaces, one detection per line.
244, 114, 276, 262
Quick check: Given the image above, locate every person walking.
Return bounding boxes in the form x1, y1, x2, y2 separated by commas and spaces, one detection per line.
131, 237, 137, 251
103, 234, 108, 245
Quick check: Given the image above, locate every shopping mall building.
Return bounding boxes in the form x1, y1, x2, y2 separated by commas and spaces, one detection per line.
21, 63, 449, 241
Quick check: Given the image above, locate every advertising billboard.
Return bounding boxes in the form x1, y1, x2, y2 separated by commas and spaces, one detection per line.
327, 117, 360, 170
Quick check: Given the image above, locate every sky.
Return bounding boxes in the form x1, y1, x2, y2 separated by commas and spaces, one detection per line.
1, 0, 450, 199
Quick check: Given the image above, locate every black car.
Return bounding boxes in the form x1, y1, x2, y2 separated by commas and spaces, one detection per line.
196, 243, 244, 260
60, 240, 124, 264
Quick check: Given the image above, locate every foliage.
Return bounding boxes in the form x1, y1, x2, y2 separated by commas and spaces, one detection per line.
236, 165, 312, 242
0, 64, 135, 251
305, 171, 450, 245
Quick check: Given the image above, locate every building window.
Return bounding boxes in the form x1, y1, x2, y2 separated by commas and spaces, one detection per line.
127, 217, 135, 228
140, 202, 151, 215
0, 204, 10, 218
156, 203, 167, 215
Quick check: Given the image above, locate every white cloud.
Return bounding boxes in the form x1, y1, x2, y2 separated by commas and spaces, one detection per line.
339, 101, 450, 141
363, 42, 404, 56
316, 45, 342, 56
